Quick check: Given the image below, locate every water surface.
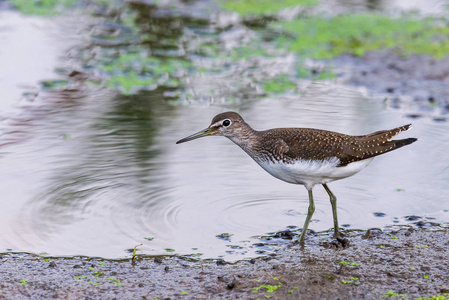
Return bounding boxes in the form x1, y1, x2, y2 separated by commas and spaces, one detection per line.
0, 3, 448, 260
1, 80, 447, 259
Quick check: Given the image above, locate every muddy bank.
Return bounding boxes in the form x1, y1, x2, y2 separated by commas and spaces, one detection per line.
1, 228, 448, 299
335, 50, 449, 120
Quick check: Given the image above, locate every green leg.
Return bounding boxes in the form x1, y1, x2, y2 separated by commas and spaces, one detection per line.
323, 183, 339, 236
298, 189, 315, 243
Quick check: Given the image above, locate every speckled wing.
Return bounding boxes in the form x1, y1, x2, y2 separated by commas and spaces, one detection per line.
260, 128, 349, 163
272, 139, 290, 158
260, 125, 416, 167
337, 124, 417, 166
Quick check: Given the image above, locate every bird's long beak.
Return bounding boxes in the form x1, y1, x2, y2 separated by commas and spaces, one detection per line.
176, 127, 213, 144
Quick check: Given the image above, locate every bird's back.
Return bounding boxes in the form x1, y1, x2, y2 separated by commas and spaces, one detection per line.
250, 124, 417, 167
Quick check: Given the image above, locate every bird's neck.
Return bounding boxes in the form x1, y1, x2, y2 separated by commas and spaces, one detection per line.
226, 123, 259, 152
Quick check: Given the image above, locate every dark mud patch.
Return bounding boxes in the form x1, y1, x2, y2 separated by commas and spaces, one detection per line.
1, 228, 448, 299
335, 50, 449, 120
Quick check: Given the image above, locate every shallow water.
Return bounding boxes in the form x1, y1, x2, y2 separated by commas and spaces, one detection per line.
1, 81, 447, 259
1, 3, 449, 260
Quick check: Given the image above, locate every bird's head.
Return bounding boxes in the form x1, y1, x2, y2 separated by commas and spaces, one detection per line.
176, 112, 245, 144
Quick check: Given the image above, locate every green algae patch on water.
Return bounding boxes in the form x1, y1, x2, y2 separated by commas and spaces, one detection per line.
276, 14, 449, 59
261, 74, 297, 94
10, 0, 76, 16
97, 50, 191, 95
220, 0, 318, 17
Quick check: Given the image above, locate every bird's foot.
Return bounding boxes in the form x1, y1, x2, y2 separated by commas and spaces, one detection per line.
333, 231, 346, 239
293, 236, 305, 245
293, 229, 316, 245
328, 236, 350, 249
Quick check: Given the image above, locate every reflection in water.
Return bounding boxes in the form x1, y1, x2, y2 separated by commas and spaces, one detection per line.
13, 88, 177, 256
31, 91, 164, 220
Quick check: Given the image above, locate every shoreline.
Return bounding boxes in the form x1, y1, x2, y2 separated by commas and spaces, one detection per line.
1, 228, 448, 299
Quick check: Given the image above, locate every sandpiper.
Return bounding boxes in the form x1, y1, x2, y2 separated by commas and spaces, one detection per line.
176, 112, 417, 243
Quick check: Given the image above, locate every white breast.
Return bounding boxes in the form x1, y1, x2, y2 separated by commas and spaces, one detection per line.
253, 157, 374, 190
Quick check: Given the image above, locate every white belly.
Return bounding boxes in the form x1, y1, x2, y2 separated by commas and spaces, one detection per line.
254, 157, 374, 190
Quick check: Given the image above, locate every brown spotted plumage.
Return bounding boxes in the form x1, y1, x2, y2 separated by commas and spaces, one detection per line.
176, 111, 417, 243
252, 125, 416, 166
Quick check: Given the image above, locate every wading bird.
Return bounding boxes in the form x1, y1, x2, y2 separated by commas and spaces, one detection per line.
177, 112, 417, 242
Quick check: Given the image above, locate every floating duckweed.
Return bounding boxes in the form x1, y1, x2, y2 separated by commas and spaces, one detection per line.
341, 277, 360, 285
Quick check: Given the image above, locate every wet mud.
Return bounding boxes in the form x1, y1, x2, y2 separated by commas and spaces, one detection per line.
1, 228, 448, 299
336, 49, 449, 121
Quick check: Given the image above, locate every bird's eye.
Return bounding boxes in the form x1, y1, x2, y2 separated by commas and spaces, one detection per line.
223, 119, 231, 127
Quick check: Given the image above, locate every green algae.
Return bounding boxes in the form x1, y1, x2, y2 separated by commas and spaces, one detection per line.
276, 14, 449, 59
10, 0, 76, 15
220, 0, 317, 17
229, 45, 276, 61
381, 290, 408, 297
341, 277, 360, 285
261, 74, 297, 94
94, 48, 191, 95
252, 277, 284, 298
